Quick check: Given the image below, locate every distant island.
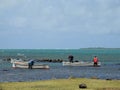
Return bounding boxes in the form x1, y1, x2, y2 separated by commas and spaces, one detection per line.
80, 47, 120, 49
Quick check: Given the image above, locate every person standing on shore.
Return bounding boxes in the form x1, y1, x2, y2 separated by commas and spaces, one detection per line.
68, 55, 74, 63
93, 56, 98, 66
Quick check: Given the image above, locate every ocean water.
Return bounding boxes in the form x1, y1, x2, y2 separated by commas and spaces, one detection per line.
0, 49, 120, 82
0, 48, 120, 63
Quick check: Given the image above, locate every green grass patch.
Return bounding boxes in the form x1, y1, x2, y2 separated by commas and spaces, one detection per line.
0, 78, 120, 90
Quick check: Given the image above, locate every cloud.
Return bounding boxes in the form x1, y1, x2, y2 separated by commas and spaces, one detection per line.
0, 0, 120, 49
0, 0, 120, 35
0, 0, 32, 9
0, 0, 18, 9
8, 17, 27, 28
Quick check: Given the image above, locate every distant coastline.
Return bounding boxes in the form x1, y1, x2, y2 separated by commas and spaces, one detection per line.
80, 47, 120, 49
0, 47, 120, 50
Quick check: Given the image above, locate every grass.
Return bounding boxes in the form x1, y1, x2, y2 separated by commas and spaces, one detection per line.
0, 78, 120, 90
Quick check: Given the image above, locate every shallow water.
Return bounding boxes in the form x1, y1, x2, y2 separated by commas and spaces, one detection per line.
0, 62, 120, 82
0, 49, 120, 82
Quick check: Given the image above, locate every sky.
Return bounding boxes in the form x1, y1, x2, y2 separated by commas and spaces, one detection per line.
0, 0, 120, 49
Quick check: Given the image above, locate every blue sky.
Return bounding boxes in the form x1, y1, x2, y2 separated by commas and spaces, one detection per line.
0, 0, 120, 49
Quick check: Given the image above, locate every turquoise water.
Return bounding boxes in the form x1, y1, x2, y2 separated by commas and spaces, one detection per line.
0, 49, 120, 82
0, 48, 120, 64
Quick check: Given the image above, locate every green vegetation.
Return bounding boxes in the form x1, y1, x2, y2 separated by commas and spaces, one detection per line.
0, 78, 120, 90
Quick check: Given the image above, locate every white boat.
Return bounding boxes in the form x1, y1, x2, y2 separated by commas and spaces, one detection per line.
11, 58, 50, 69
62, 61, 101, 67
13, 64, 50, 69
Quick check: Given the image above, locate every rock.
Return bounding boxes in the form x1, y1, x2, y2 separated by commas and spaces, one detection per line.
106, 78, 112, 81
2, 69, 8, 71
79, 83, 87, 89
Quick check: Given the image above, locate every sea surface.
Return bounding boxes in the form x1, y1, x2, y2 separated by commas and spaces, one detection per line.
0, 48, 120, 82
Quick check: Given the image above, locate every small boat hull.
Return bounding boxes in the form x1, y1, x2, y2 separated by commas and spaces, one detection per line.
11, 58, 49, 69
62, 61, 101, 67
14, 64, 50, 69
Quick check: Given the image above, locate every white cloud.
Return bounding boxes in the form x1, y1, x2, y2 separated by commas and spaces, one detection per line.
0, 0, 120, 48
0, 0, 120, 35
8, 17, 27, 28
0, 0, 18, 9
